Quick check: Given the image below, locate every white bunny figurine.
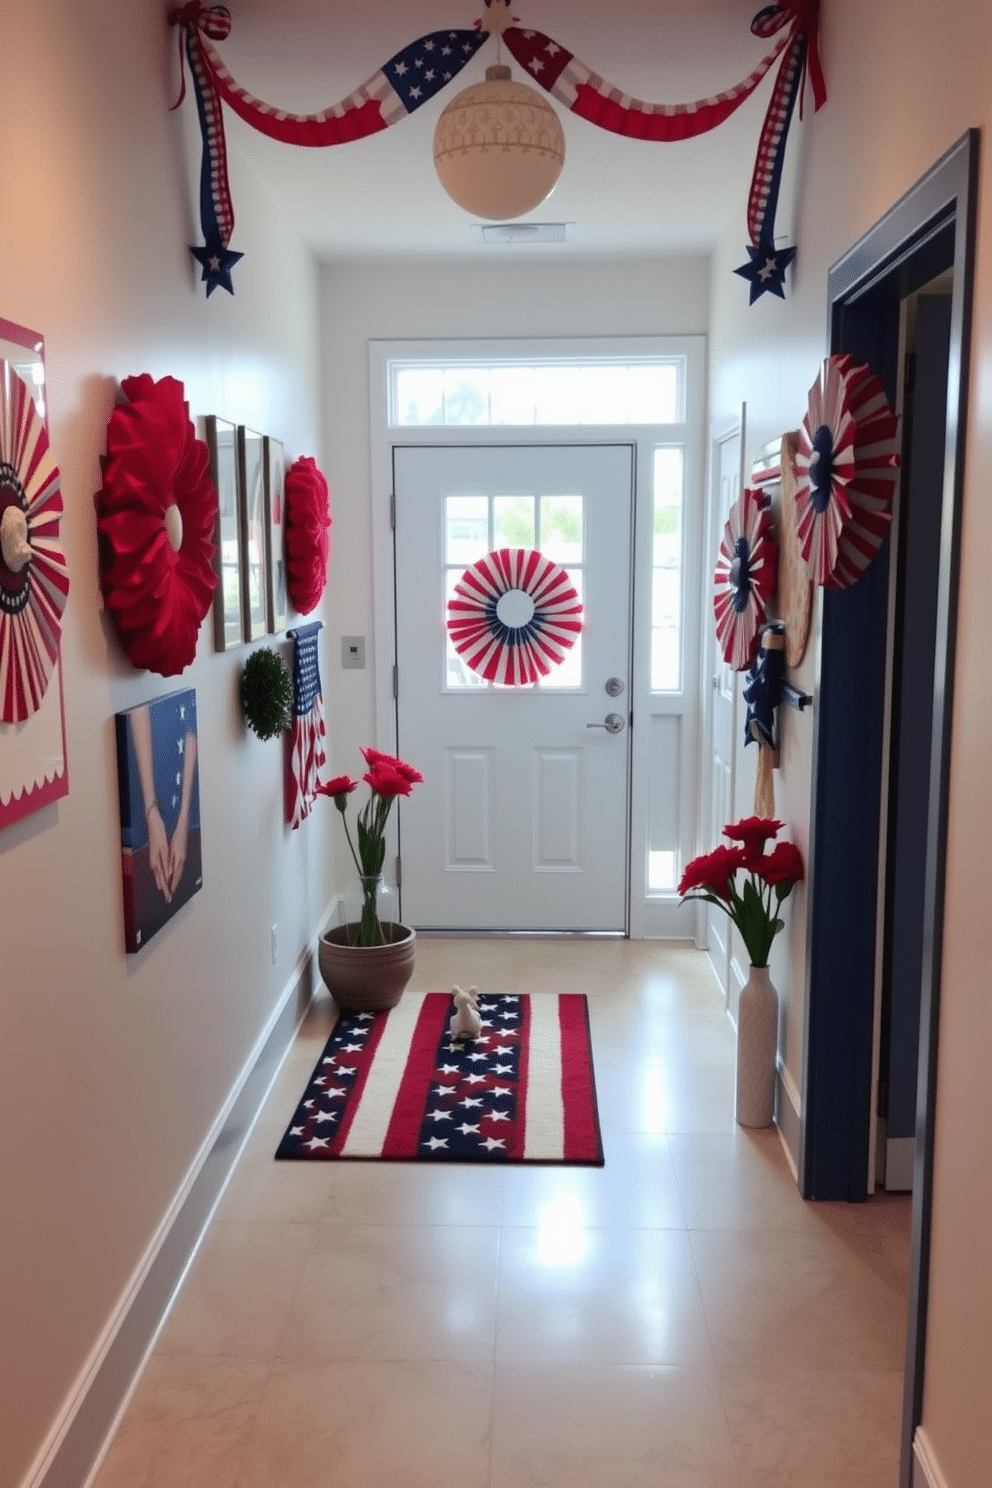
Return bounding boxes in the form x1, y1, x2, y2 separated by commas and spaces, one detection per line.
449, 984, 482, 1040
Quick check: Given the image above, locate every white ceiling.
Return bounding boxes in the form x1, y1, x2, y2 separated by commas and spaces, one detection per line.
216, 0, 776, 262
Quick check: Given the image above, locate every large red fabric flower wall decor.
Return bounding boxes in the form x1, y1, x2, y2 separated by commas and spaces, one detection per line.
793, 354, 901, 589
713, 485, 778, 671
0, 361, 70, 722
284, 455, 332, 615
97, 375, 218, 676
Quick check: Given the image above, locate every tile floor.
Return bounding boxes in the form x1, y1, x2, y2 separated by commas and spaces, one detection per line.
94, 939, 912, 1488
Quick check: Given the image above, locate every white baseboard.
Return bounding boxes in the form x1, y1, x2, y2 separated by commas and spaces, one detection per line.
885, 1135, 916, 1192
20, 941, 322, 1488
913, 1426, 949, 1488
775, 1061, 802, 1180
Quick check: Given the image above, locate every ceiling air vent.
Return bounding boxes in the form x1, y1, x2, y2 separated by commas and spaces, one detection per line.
474, 222, 574, 245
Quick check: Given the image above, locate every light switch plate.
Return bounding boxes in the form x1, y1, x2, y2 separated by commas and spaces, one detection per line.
342, 635, 365, 669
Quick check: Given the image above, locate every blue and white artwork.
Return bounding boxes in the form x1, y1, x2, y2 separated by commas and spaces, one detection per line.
115, 688, 202, 953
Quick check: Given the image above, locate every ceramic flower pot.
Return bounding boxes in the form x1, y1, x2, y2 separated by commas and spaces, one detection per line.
735, 963, 778, 1128
317, 922, 416, 1013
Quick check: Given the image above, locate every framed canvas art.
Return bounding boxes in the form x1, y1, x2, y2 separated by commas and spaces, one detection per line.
205, 416, 244, 650
115, 688, 202, 952
264, 435, 288, 632
238, 425, 268, 641
0, 316, 70, 831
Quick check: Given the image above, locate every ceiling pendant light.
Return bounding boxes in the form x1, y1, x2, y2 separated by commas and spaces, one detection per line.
433, 62, 566, 221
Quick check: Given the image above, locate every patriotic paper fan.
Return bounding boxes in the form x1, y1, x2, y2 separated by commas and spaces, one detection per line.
713, 486, 778, 671
794, 355, 901, 589
0, 360, 69, 723
447, 548, 582, 687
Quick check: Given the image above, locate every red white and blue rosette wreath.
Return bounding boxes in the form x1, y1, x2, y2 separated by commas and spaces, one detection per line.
0, 362, 69, 723
793, 354, 901, 590
447, 548, 582, 687
713, 486, 778, 671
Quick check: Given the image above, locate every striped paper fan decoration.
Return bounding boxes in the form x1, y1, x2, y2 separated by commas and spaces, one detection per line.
0, 361, 69, 722
713, 486, 778, 671
447, 548, 582, 687
794, 355, 901, 589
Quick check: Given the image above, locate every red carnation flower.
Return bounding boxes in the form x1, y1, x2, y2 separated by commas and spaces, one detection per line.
315, 774, 358, 809
285, 455, 331, 615
678, 844, 745, 900
363, 762, 414, 799
361, 746, 424, 784
752, 840, 805, 887
723, 816, 784, 858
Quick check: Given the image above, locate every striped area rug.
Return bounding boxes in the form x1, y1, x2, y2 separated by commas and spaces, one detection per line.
275, 991, 603, 1165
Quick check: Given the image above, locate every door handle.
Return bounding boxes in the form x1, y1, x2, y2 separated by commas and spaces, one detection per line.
587, 712, 625, 734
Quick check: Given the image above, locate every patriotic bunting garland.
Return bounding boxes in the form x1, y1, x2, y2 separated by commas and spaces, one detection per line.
0, 361, 69, 723
713, 486, 778, 672
447, 547, 582, 687
168, 1, 825, 301
793, 355, 901, 590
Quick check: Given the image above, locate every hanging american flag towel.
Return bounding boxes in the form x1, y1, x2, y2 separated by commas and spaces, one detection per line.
286, 621, 326, 829
275, 992, 604, 1165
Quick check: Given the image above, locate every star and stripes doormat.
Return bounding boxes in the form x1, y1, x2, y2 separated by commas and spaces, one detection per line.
275, 992, 603, 1165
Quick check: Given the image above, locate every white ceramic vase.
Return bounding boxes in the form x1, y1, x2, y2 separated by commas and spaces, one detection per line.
735, 964, 778, 1128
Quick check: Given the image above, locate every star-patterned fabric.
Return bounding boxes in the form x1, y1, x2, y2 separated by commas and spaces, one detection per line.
275, 992, 603, 1165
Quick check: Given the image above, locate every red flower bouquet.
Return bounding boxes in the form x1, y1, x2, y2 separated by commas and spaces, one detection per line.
678, 817, 803, 967
315, 747, 423, 946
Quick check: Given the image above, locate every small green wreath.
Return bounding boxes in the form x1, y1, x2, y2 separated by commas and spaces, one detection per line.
240, 648, 293, 740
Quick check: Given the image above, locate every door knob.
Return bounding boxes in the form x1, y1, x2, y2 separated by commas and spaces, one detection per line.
587, 712, 625, 734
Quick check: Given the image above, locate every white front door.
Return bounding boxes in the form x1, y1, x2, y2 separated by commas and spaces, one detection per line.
706, 423, 743, 1000
393, 443, 633, 931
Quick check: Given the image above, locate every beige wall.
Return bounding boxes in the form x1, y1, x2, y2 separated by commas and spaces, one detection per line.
708, 1, 992, 1480
0, 5, 332, 1486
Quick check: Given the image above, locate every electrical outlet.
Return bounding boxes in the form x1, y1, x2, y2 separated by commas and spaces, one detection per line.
270, 924, 278, 964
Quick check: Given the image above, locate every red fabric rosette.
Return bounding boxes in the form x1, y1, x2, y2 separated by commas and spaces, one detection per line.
97, 375, 218, 675
284, 455, 331, 615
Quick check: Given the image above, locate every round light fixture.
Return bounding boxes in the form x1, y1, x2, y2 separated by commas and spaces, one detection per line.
433, 64, 565, 220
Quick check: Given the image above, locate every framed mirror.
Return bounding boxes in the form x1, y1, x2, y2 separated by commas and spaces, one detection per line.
205, 416, 244, 650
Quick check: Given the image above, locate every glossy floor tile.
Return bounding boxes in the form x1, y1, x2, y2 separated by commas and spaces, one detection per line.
93, 939, 912, 1488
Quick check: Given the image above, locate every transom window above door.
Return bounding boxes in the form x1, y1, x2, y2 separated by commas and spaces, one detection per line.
444, 492, 584, 690
390, 357, 685, 428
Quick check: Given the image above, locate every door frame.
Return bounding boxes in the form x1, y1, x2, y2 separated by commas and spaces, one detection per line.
796, 132, 978, 1486
698, 410, 746, 997
368, 336, 706, 938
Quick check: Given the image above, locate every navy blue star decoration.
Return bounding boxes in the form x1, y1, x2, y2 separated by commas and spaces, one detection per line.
733, 236, 797, 304
190, 228, 243, 297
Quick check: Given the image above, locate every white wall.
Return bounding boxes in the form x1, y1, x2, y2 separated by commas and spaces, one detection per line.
708, 1, 992, 1480
319, 256, 710, 885
0, 6, 332, 1486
